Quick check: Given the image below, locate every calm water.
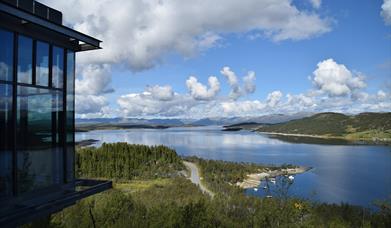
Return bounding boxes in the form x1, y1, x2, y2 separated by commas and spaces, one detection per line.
76, 126, 391, 208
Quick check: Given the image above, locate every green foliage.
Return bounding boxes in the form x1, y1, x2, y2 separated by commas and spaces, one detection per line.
51, 189, 147, 228
43, 143, 391, 227
186, 156, 290, 195
76, 143, 184, 180
132, 177, 206, 208
256, 112, 391, 140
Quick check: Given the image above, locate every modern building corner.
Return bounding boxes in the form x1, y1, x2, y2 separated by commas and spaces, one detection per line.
0, 0, 111, 227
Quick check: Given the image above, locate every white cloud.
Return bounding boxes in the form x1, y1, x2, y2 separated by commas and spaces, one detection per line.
75, 95, 108, 114
220, 67, 257, 100
221, 100, 266, 116
186, 76, 220, 100
146, 85, 175, 101
220, 67, 241, 99
377, 90, 388, 100
42, 0, 331, 71
243, 71, 256, 94
220, 67, 239, 86
75, 64, 113, 95
381, 0, 391, 25
267, 90, 283, 107
74, 62, 390, 118
309, 0, 322, 9
311, 59, 366, 97
197, 33, 222, 50
286, 93, 315, 107
351, 92, 369, 102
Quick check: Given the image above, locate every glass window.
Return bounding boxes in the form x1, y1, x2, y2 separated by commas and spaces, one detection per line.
36, 41, 49, 86
66, 51, 75, 182
17, 36, 33, 84
0, 83, 13, 198
52, 46, 64, 88
0, 29, 14, 82
16, 86, 63, 193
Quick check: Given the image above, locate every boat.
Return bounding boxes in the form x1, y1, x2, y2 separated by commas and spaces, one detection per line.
254, 188, 258, 191
288, 175, 295, 181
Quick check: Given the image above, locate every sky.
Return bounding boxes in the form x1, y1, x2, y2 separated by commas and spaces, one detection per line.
43, 0, 391, 119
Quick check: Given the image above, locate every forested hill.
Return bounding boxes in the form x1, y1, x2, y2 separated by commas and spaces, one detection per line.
76, 143, 184, 180
255, 112, 391, 141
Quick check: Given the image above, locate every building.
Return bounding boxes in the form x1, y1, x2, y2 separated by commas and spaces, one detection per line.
0, 0, 111, 226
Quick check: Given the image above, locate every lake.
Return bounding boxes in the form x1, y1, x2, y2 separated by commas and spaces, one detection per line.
75, 126, 391, 209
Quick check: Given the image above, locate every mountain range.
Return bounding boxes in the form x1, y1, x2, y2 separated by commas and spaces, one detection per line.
76, 112, 314, 126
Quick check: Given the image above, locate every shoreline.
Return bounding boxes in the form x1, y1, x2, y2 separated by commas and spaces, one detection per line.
236, 166, 311, 189
257, 131, 391, 145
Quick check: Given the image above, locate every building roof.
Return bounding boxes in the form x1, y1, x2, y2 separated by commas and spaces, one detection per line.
0, 0, 101, 51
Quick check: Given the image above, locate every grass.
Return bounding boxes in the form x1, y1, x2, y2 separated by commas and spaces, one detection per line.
114, 178, 172, 194
255, 112, 391, 144
345, 129, 391, 141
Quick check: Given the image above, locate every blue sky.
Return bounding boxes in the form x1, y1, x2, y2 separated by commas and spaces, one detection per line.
45, 0, 391, 118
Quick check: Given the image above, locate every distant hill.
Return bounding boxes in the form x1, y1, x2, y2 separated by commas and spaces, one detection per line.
76, 118, 185, 126
242, 112, 314, 124
76, 112, 313, 127
190, 112, 314, 126
191, 118, 228, 126
75, 124, 171, 132
255, 112, 391, 143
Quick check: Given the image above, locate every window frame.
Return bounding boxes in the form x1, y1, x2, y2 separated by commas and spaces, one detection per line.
0, 26, 75, 202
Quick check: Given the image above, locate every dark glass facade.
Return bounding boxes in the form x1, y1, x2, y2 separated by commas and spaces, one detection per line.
35, 41, 49, 86
16, 87, 63, 193
52, 46, 64, 89
0, 27, 75, 199
0, 1, 110, 226
0, 84, 12, 198
66, 51, 75, 182
17, 35, 33, 84
0, 29, 13, 82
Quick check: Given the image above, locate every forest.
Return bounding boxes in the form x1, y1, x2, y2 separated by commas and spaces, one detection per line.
25, 143, 391, 228
76, 142, 184, 180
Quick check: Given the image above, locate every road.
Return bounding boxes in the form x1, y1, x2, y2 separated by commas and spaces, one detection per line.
183, 161, 215, 198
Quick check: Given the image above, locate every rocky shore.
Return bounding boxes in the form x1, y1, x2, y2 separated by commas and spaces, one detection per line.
236, 166, 311, 189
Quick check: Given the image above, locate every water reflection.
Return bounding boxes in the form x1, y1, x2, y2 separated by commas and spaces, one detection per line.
77, 127, 286, 150
76, 126, 391, 208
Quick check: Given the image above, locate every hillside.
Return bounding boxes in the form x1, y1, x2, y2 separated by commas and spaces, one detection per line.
255, 112, 391, 142
43, 143, 390, 227
76, 143, 184, 180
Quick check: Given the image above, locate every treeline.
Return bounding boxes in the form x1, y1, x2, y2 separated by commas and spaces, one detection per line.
256, 112, 391, 138
76, 143, 184, 180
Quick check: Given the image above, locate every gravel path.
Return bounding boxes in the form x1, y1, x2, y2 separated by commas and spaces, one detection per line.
183, 161, 215, 198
